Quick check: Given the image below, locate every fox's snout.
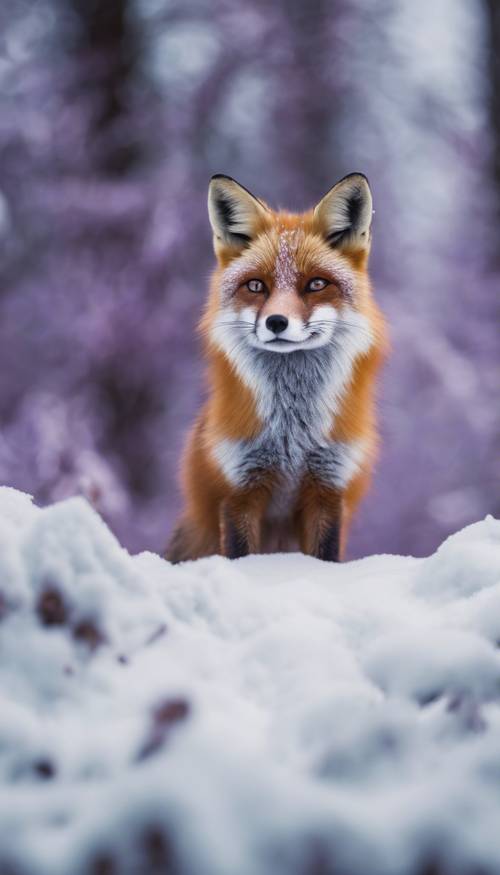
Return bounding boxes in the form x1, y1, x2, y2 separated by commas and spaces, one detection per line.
256, 310, 310, 346
234, 295, 341, 352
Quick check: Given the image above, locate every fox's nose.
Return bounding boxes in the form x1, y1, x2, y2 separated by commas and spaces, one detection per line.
266, 314, 288, 335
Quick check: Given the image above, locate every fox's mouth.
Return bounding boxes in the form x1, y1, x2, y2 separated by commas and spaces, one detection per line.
250, 331, 325, 353
263, 331, 319, 347
264, 338, 296, 345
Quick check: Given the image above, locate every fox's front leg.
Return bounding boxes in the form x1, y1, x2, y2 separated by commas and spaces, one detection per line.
297, 477, 343, 562
219, 482, 272, 559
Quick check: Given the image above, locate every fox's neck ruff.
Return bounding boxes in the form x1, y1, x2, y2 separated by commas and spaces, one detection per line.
247, 344, 339, 429
214, 307, 373, 431
211, 314, 373, 490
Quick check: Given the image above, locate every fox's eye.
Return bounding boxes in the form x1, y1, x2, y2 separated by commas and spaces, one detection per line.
247, 279, 265, 293
306, 277, 329, 292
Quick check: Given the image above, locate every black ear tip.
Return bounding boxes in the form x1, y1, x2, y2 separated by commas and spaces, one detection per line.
210, 173, 235, 183
339, 171, 370, 187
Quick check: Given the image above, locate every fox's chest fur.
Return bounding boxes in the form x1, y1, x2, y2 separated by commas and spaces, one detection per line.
212, 344, 368, 505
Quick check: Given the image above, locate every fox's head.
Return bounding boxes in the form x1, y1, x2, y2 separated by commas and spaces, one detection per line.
204, 173, 377, 358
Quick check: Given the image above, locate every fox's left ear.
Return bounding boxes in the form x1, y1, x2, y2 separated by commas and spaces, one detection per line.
313, 173, 373, 251
208, 175, 269, 258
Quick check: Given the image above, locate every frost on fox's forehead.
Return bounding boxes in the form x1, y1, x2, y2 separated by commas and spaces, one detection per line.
273, 230, 299, 291
274, 228, 357, 300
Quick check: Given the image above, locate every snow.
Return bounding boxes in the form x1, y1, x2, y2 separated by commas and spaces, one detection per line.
1, 487, 500, 874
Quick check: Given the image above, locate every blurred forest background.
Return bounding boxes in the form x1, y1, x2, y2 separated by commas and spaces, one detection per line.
0, 0, 498, 558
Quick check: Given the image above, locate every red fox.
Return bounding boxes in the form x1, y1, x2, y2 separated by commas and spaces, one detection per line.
166, 173, 388, 563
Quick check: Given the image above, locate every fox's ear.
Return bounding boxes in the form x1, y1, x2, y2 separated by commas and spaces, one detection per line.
313, 173, 373, 251
208, 175, 269, 257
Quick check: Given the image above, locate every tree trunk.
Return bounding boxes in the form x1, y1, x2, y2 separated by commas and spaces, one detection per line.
484, 0, 500, 262
68, 0, 144, 176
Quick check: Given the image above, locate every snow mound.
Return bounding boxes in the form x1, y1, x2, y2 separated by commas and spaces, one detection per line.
1, 488, 500, 875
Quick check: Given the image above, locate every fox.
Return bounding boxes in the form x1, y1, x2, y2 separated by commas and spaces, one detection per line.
166, 172, 388, 563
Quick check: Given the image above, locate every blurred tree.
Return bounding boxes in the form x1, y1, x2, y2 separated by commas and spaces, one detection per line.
68, 0, 147, 175
62, 0, 163, 502
483, 0, 500, 521
484, 0, 500, 262
268, 0, 345, 204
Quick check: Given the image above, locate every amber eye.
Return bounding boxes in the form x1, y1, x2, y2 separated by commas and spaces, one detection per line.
247, 279, 265, 293
305, 277, 329, 292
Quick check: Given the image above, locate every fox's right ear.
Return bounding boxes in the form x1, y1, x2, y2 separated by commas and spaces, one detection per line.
313, 173, 373, 252
208, 175, 269, 258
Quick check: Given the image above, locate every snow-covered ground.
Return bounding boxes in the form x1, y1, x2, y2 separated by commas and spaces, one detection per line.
1, 488, 500, 875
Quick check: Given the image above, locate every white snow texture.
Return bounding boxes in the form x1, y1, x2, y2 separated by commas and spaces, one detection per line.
1, 487, 500, 875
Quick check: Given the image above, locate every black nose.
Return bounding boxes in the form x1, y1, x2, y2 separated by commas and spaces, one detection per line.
266, 314, 288, 335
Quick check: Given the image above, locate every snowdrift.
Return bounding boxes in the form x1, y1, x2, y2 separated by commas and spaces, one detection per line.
1, 488, 500, 875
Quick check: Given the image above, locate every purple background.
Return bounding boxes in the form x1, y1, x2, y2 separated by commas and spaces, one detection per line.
0, 0, 498, 558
